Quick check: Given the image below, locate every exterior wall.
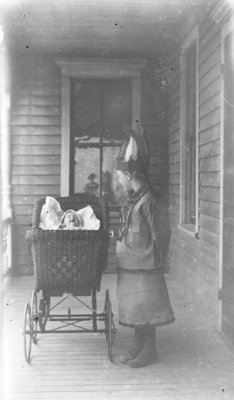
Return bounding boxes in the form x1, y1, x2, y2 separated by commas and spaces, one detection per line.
11, 55, 61, 274
10, 55, 168, 274
168, 10, 222, 321
141, 63, 169, 206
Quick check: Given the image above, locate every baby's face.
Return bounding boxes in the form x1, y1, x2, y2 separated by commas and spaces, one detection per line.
64, 212, 80, 227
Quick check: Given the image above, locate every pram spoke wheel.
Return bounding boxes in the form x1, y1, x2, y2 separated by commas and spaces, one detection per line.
38, 293, 50, 332
23, 302, 32, 363
104, 289, 115, 362
31, 290, 38, 343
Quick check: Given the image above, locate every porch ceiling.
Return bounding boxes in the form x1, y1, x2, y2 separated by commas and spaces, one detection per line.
2, 0, 208, 59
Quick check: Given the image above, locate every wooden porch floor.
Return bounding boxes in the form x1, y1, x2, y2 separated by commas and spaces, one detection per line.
2, 273, 234, 400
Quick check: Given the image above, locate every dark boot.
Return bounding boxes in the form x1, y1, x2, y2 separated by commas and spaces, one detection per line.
120, 328, 144, 364
127, 326, 157, 368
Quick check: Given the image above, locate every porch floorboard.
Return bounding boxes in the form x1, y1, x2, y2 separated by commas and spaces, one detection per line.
2, 273, 234, 400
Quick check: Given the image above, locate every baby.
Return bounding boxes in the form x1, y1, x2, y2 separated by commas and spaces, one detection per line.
59, 210, 82, 230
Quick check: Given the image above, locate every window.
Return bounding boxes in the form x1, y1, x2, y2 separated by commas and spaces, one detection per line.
70, 78, 131, 206
57, 59, 145, 198
180, 27, 199, 232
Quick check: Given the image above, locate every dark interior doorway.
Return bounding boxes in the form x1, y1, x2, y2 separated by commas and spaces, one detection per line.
70, 78, 131, 207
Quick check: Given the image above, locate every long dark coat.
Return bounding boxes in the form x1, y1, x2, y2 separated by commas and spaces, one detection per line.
116, 188, 175, 327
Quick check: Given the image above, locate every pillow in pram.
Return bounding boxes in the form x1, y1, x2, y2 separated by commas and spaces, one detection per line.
77, 205, 100, 230
39, 196, 64, 229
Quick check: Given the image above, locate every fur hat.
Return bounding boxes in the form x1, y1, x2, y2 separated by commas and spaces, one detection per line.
116, 123, 149, 173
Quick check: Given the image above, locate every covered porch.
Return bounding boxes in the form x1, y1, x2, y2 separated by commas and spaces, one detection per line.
3, 273, 234, 400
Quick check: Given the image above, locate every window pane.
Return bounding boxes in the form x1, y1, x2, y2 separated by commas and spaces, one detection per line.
74, 146, 126, 205
71, 79, 102, 139
74, 147, 100, 195
103, 80, 131, 141
71, 78, 131, 200
102, 146, 126, 205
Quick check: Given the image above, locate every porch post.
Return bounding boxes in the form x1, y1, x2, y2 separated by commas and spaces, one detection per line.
0, 27, 12, 274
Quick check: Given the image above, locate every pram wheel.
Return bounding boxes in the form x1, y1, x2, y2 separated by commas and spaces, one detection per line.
103, 289, 116, 362
23, 302, 32, 363
38, 292, 50, 332
31, 290, 38, 343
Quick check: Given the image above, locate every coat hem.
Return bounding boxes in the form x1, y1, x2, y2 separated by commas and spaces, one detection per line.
118, 317, 175, 328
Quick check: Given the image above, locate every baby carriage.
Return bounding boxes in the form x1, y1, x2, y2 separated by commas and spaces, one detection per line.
23, 193, 116, 363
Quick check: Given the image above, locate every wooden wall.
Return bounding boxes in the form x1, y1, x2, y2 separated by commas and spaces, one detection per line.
10, 55, 61, 274
10, 55, 168, 274
142, 63, 169, 206
168, 12, 222, 319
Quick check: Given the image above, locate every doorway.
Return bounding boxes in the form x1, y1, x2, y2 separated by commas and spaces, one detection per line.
70, 78, 131, 206
56, 59, 145, 197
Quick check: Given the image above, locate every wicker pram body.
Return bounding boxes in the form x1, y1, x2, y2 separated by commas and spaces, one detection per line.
26, 194, 110, 297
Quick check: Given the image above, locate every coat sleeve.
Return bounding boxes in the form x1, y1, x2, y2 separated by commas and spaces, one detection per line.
139, 198, 162, 267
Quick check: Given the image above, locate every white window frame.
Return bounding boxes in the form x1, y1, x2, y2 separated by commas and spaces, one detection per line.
179, 26, 199, 237
56, 59, 145, 196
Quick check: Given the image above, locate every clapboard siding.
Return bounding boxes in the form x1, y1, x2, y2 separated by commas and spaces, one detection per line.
11, 115, 61, 125
169, 162, 180, 174
199, 124, 220, 144
12, 185, 60, 195
16, 95, 61, 106
199, 227, 220, 248
13, 155, 61, 165
11, 55, 61, 274
12, 126, 61, 135
199, 26, 220, 63
12, 145, 61, 156
200, 155, 220, 171
199, 93, 220, 120
200, 139, 220, 158
168, 11, 222, 321
200, 186, 220, 202
13, 135, 61, 145
169, 130, 180, 144
200, 46, 221, 78
12, 175, 61, 185
16, 86, 60, 96
200, 63, 221, 91
12, 165, 60, 175
12, 195, 44, 204
200, 199, 220, 218
12, 105, 60, 116
199, 76, 221, 105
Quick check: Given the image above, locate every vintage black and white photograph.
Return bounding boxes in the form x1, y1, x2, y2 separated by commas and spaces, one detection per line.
1, 0, 234, 399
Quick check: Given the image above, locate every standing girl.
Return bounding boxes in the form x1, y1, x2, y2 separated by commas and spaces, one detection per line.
116, 124, 175, 368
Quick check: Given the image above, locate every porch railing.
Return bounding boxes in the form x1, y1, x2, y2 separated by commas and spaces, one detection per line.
1, 218, 12, 276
